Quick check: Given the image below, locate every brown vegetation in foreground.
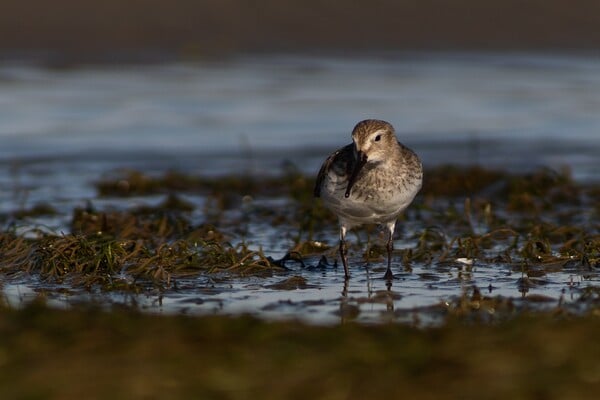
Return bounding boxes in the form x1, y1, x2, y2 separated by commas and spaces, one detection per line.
0, 301, 599, 399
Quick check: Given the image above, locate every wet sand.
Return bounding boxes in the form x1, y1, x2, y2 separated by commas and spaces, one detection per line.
2, 0, 600, 63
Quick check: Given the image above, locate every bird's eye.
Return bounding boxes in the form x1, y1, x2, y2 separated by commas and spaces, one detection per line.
374, 135, 381, 142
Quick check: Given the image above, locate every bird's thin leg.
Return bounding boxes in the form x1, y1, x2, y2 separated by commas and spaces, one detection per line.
384, 222, 395, 280
339, 225, 350, 280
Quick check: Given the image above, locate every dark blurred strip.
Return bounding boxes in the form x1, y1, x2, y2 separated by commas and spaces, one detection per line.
2, 0, 599, 63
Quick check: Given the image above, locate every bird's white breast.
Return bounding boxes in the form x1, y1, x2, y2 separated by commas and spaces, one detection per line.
319, 167, 420, 228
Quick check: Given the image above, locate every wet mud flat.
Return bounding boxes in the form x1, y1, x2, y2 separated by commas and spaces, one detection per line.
0, 164, 599, 398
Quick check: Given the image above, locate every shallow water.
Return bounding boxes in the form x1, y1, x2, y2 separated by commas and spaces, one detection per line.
1, 53, 600, 176
1, 52, 599, 324
4, 253, 599, 325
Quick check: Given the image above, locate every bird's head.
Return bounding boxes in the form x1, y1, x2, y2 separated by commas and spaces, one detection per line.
351, 119, 396, 164
345, 119, 396, 198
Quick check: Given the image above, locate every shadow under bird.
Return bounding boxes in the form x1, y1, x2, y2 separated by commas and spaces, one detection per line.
314, 119, 423, 280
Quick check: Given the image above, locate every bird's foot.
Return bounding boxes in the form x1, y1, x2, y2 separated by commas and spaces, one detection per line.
383, 268, 394, 280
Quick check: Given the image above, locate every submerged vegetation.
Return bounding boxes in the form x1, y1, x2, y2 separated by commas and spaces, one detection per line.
0, 165, 598, 318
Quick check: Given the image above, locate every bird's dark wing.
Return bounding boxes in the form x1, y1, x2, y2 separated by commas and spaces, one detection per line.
314, 144, 353, 197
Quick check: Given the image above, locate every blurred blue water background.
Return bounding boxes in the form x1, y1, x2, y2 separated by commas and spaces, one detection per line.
0, 52, 598, 180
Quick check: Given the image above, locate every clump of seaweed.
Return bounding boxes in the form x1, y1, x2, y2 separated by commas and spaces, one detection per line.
71, 200, 198, 242
95, 168, 314, 198
421, 165, 507, 198
12, 202, 58, 219
505, 167, 580, 211
0, 228, 279, 289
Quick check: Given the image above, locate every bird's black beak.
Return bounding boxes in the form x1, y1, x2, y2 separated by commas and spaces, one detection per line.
345, 150, 367, 198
